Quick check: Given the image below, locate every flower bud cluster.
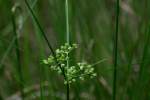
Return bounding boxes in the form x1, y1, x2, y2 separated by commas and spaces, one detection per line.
64, 62, 97, 84
43, 43, 96, 84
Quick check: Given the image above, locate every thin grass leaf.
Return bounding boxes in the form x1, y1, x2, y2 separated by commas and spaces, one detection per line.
139, 25, 150, 80
0, 0, 38, 70
112, 0, 120, 100
24, 0, 55, 56
11, 6, 25, 99
24, 0, 69, 99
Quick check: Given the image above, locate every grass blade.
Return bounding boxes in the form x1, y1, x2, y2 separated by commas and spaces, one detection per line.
0, 0, 38, 71
112, 0, 120, 100
139, 26, 150, 80
11, 6, 25, 99
24, 0, 55, 56
24, 0, 68, 99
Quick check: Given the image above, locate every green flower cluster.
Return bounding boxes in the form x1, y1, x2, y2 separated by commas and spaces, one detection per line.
65, 62, 97, 84
43, 43, 96, 84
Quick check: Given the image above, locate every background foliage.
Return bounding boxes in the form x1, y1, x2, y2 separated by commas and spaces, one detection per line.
0, 0, 150, 100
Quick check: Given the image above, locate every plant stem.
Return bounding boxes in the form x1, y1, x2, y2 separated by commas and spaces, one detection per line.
24, 0, 68, 99
65, 0, 70, 44
24, 0, 66, 74
65, 0, 70, 99
0, 0, 38, 69
112, 0, 119, 100
11, 7, 24, 100
24, 0, 65, 73
24, 0, 55, 56
139, 25, 150, 81
66, 83, 70, 100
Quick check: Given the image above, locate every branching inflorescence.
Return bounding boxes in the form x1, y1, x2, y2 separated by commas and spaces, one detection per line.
43, 43, 97, 84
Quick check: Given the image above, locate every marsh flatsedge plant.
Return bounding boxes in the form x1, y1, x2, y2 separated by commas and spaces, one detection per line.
112, 0, 119, 100
11, 4, 25, 99
42, 43, 97, 98
25, 0, 96, 99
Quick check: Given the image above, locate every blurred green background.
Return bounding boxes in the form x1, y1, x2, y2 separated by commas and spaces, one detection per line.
0, 0, 150, 100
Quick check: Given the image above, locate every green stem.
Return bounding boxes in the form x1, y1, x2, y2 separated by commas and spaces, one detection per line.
66, 83, 70, 100
0, 92, 4, 100
24, 0, 68, 99
65, 0, 70, 44
139, 25, 150, 80
65, 0, 70, 99
112, 0, 119, 100
24, 0, 55, 56
11, 7, 25, 100
24, 0, 66, 74
91, 58, 108, 67
24, 0, 66, 75
0, 0, 38, 69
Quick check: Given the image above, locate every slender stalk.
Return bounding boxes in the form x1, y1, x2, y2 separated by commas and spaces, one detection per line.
112, 0, 119, 100
66, 83, 70, 100
24, 0, 68, 99
0, 96, 2, 100
139, 25, 150, 80
0, 91, 4, 100
139, 0, 150, 81
24, 0, 67, 80
24, 0, 55, 56
65, 0, 70, 99
91, 58, 108, 67
0, 0, 38, 69
136, 1, 150, 98
11, 7, 24, 100
65, 0, 70, 44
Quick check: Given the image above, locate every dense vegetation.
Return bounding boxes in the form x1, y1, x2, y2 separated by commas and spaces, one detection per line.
0, 0, 150, 100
